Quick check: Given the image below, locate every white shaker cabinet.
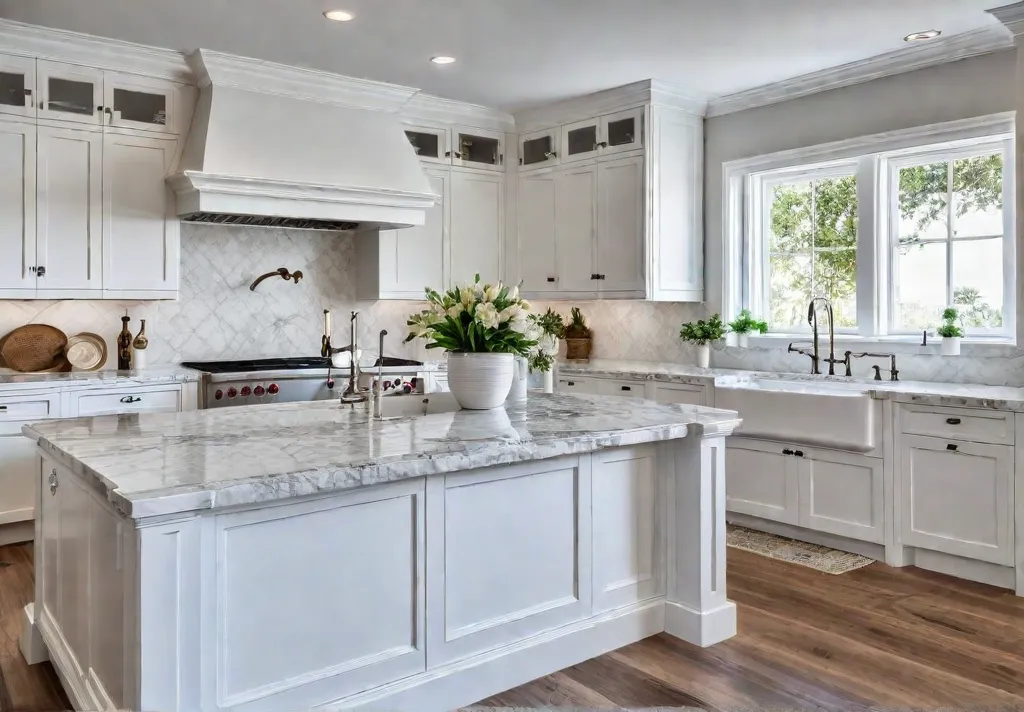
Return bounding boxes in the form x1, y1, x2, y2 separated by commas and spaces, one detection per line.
449, 170, 503, 287
357, 170, 447, 300
102, 133, 179, 296
0, 118, 36, 294
899, 434, 1014, 565
555, 164, 599, 293
596, 155, 645, 294
36, 60, 104, 126
0, 391, 61, 535
36, 125, 103, 293
725, 439, 799, 525
0, 54, 38, 120
516, 171, 558, 292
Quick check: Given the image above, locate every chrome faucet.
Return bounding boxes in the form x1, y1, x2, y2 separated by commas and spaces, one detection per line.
787, 297, 847, 375
323, 310, 366, 403
373, 329, 388, 419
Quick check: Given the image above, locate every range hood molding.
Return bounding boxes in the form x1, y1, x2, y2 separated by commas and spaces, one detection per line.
170, 49, 435, 231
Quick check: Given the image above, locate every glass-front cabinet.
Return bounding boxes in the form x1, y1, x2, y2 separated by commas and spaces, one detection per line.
37, 60, 103, 125
104, 74, 177, 134
452, 128, 504, 171
404, 125, 449, 165
561, 107, 645, 164
519, 128, 559, 170
0, 55, 37, 119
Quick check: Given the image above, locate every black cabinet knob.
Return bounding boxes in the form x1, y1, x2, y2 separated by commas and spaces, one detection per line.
782, 449, 794, 455
946, 443, 958, 451
946, 418, 962, 425
621, 386, 631, 391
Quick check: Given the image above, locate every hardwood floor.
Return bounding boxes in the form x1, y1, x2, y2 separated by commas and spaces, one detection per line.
1, 541, 1022, 711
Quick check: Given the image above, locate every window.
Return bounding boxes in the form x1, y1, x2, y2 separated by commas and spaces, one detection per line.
734, 122, 1015, 342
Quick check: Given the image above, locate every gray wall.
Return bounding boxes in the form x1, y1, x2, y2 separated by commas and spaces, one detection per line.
703, 49, 1017, 314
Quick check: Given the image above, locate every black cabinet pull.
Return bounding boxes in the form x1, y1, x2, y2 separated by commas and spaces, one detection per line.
120, 395, 142, 404
782, 449, 794, 455
567, 381, 575, 387
621, 386, 631, 391
591, 273, 599, 280
794, 450, 805, 458
36, 266, 45, 277
546, 277, 556, 283
946, 417, 962, 425
946, 443, 958, 451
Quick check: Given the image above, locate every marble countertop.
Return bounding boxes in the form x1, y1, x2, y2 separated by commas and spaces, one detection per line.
24, 393, 741, 519
559, 359, 1024, 411
0, 367, 200, 393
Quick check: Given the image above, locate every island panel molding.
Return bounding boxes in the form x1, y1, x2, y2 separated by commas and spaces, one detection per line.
20, 393, 740, 711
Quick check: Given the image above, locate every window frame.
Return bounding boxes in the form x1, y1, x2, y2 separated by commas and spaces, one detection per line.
721, 113, 1016, 347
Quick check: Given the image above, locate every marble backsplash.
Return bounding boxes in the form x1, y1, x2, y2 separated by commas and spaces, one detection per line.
3, 225, 1022, 386
0, 224, 431, 368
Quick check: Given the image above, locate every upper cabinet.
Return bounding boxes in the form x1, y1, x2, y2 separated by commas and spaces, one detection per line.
0, 55, 37, 120
0, 120, 36, 295
105, 74, 179, 134
450, 170, 503, 286
403, 123, 505, 172
513, 98, 702, 302
37, 61, 103, 125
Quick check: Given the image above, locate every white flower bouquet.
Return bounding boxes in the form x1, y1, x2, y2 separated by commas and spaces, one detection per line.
404, 275, 538, 356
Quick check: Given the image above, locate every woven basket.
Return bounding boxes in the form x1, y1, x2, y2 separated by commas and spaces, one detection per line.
564, 337, 592, 361
1, 324, 68, 372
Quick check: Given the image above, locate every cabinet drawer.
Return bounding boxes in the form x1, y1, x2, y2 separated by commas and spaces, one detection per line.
0, 392, 60, 434
899, 405, 1013, 445
72, 387, 181, 416
557, 377, 599, 395
596, 379, 645, 398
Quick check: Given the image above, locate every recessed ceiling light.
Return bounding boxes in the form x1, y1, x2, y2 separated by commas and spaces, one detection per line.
904, 30, 941, 42
430, 56, 457, 65
323, 9, 354, 22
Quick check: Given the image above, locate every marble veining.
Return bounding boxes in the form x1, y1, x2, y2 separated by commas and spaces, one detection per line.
559, 359, 1024, 411
0, 367, 200, 393
24, 394, 741, 519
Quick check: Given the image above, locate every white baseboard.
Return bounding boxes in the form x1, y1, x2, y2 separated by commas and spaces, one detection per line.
910, 548, 1017, 591
325, 599, 666, 712
36, 606, 110, 711
663, 600, 736, 648
19, 603, 48, 665
0, 520, 34, 547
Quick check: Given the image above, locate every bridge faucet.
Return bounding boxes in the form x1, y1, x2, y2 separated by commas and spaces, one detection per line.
788, 297, 846, 376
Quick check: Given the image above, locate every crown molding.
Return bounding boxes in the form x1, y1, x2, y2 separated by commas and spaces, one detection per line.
989, 2, 1024, 38
188, 49, 417, 112
514, 79, 707, 133
706, 25, 1014, 118
402, 93, 515, 132
0, 18, 193, 83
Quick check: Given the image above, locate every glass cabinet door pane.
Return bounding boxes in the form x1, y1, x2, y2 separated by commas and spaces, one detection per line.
405, 130, 440, 160
567, 125, 597, 156
0, 72, 27, 108
522, 135, 553, 166
47, 77, 94, 115
459, 133, 500, 166
113, 88, 167, 126
607, 117, 637, 147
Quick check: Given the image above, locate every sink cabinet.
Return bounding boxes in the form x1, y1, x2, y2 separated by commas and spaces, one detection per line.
725, 437, 884, 543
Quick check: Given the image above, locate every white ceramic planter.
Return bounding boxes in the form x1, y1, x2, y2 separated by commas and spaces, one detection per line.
941, 337, 961, 356
447, 352, 514, 410
506, 356, 529, 405
695, 343, 711, 369
736, 333, 749, 348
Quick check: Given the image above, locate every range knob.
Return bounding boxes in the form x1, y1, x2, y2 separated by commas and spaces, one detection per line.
240, 386, 252, 397
227, 387, 238, 399
267, 383, 279, 395
253, 385, 266, 397
326, 378, 335, 390
214, 389, 224, 400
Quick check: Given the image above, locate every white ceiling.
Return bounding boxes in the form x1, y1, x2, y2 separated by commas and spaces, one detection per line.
0, 0, 1009, 112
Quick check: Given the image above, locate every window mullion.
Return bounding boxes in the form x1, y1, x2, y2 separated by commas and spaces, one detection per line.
946, 160, 954, 307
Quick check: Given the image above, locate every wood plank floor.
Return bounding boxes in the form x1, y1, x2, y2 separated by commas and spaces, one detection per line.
1, 542, 1023, 711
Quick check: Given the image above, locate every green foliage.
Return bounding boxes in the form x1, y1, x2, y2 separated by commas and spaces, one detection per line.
679, 314, 726, 345
728, 309, 768, 335
768, 155, 1003, 331
533, 308, 566, 340
527, 309, 565, 372
937, 307, 964, 339
404, 274, 537, 355
565, 306, 591, 338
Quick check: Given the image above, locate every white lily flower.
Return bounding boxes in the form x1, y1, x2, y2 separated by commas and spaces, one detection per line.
475, 302, 500, 330
484, 284, 501, 303
510, 318, 529, 334
447, 303, 465, 320
460, 287, 475, 307
539, 334, 559, 355
498, 304, 519, 323
509, 285, 520, 300
519, 299, 533, 313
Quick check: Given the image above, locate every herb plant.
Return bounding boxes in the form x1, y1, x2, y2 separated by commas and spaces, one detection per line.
679, 314, 726, 345
937, 307, 964, 339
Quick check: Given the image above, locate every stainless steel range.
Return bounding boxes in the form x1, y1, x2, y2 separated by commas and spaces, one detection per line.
181, 357, 431, 409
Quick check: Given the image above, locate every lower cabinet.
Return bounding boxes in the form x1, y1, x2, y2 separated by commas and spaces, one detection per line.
0, 390, 61, 535
649, 382, 705, 406
595, 378, 645, 398
899, 434, 1014, 565
556, 376, 598, 395
726, 437, 884, 543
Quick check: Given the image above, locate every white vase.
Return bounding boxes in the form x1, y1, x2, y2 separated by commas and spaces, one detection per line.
447, 352, 514, 410
737, 333, 749, 348
941, 337, 961, 356
543, 369, 554, 394
506, 356, 529, 405
695, 343, 711, 368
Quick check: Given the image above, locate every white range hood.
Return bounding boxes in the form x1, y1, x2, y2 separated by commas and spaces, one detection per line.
168, 49, 435, 231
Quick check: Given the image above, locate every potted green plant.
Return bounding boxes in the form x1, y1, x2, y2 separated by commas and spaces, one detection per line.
527, 308, 565, 394
937, 307, 964, 356
679, 314, 725, 368
405, 275, 537, 409
564, 307, 592, 361
727, 309, 768, 348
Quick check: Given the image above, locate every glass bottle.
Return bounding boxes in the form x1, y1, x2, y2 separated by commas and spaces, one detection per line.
117, 315, 133, 370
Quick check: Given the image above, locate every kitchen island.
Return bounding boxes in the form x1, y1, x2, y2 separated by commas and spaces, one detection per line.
19, 393, 741, 712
